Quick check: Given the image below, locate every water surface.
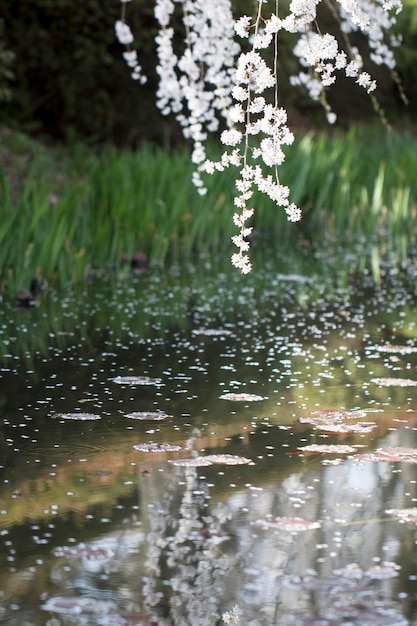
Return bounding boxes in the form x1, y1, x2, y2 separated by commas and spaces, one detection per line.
1, 257, 417, 625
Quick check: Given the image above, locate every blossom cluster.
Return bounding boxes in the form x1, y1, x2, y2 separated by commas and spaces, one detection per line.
115, 0, 147, 84
116, 0, 403, 272
153, 0, 240, 193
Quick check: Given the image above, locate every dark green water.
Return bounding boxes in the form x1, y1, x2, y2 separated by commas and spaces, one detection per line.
1, 256, 417, 625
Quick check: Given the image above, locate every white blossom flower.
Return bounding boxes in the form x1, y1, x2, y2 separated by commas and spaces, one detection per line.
115, 20, 134, 45
259, 138, 285, 166
123, 50, 138, 67
234, 15, 252, 38
265, 14, 282, 33
231, 252, 252, 274
231, 234, 251, 251
154, 0, 175, 27
229, 104, 245, 123
229, 149, 242, 166
345, 60, 360, 77
203, 160, 215, 174
249, 97, 265, 113
252, 31, 274, 49
231, 86, 248, 102
285, 203, 302, 222
335, 51, 348, 69
221, 129, 242, 146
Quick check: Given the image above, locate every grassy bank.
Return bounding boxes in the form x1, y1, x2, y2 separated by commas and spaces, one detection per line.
1, 124, 416, 293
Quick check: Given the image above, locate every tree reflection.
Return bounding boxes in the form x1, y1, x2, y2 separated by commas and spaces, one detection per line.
142, 463, 238, 625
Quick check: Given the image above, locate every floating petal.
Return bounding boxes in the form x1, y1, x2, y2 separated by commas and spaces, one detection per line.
52, 542, 114, 560
220, 392, 265, 402
353, 446, 417, 463
51, 412, 101, 421
203, 453, 253, 465
299, 416, 376, 433
125, 411, 170, 421
297, 444, 357, 455
375, 344, 417, 354
386, 507, 417, 523
254, 516, 321, 532
371, 377, 417, 386
112, 376, 162, 385
133, 443, 182, 452
308, 409, 367, 419
193, 328, 232, 336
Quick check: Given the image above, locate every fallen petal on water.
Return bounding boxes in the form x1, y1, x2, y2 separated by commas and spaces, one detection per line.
193, 328, 232, 336
296, 444, 357, 455
203, 454, 253, 465
353, 446, 417, 463
133, 443, 182, 452
386, 507, 417, 523
52, 542, 115, 560
375, 344, 417, 354
50, 412, 101, 421
125, 411, 170, 421
299, 416, 376, 433
309, 409, 367, 419
254, 516, 321, 532
219, 392, 265, 402
371, 377, 417, 386
112, 376, 163, 386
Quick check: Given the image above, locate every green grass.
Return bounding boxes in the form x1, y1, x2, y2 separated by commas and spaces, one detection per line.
1, 124, 417, 293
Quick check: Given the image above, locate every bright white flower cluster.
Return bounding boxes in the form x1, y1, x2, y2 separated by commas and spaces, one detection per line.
153, 0, 240, 194
115, 2, 147, 84
116, 0, 403, 272
201, 4, 303, 274
289, 0, 403, 106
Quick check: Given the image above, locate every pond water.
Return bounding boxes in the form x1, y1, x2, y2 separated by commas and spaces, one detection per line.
1, 253, 417, 626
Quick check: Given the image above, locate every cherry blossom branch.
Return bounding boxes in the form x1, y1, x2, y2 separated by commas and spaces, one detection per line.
115, 0, 404, 273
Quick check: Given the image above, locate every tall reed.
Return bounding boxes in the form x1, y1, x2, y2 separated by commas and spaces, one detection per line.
1, 124, 416, 293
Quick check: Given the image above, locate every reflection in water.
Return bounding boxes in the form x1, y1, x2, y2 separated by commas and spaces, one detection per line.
1, 260, 417, 624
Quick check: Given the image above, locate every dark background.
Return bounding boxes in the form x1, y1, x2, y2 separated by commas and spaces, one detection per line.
0, 0, 416, 147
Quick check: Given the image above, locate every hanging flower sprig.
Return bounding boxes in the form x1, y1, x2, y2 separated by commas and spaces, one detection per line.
203, 1, 301, 273
115, 0, 147, 84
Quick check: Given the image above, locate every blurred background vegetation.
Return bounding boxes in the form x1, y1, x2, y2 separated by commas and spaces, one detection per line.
0, 0, 416, 147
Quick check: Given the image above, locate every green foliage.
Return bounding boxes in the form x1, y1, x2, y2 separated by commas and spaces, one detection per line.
1, 124, 417, 294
